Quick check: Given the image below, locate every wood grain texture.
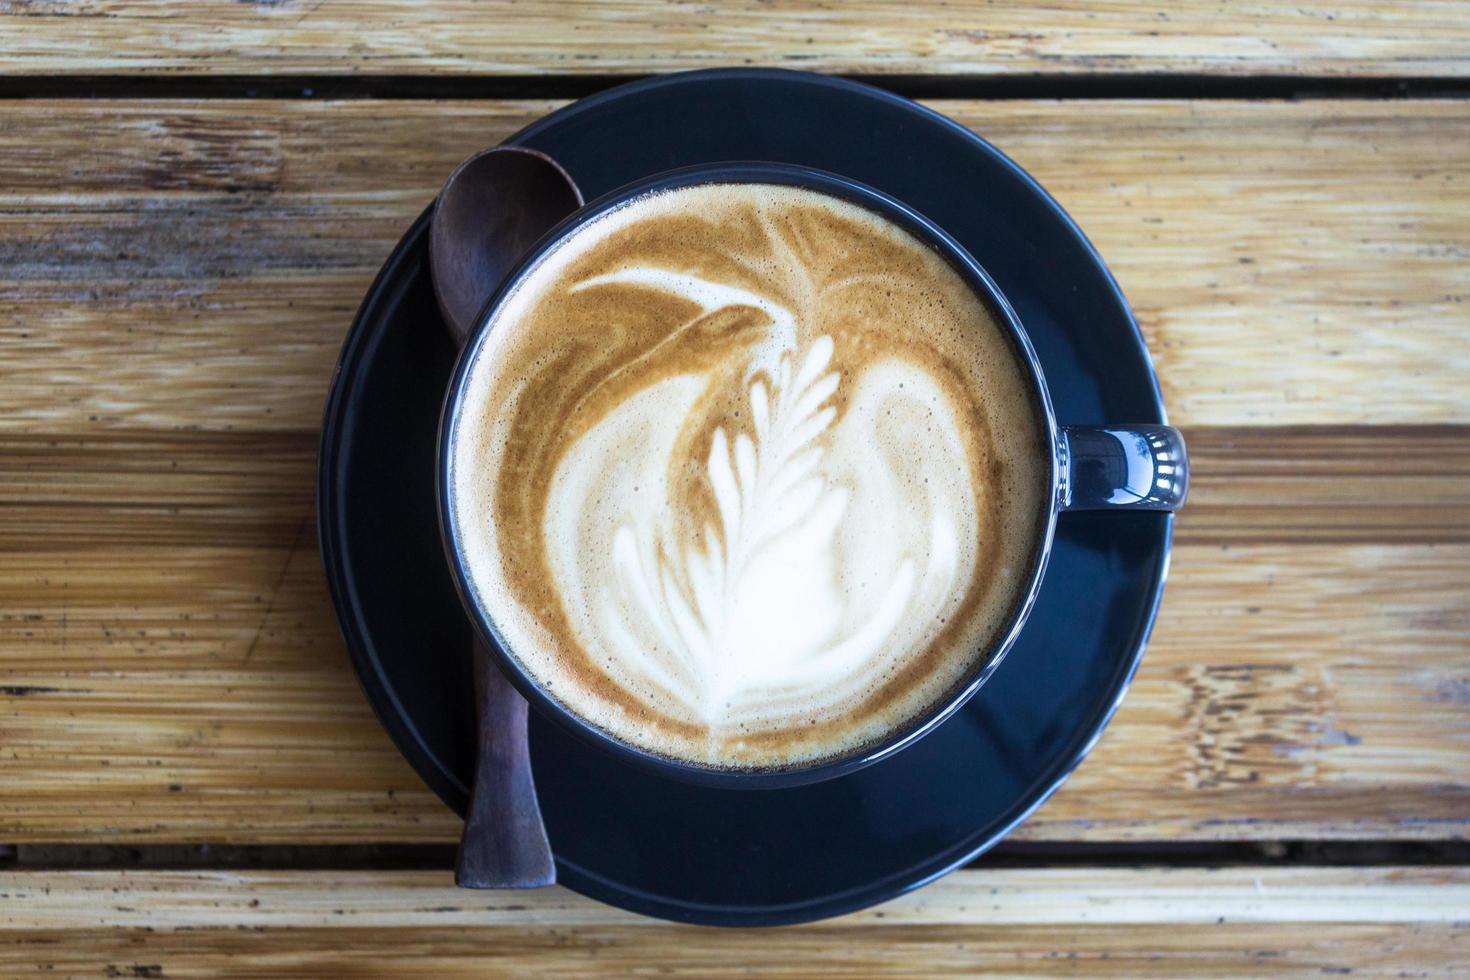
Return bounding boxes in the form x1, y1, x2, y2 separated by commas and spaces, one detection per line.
1, 1, 1468, 79
1181, 426, 1470, 545
5, 427, 1467, 554
7, 541, 1463, 843
1, 99, 1467, 843
0, 868, 1466, 977
2, 100, 1466, 432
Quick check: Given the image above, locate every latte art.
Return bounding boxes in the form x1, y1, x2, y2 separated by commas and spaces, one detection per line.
550, 316, 973, 728
452, 183, 1047, 768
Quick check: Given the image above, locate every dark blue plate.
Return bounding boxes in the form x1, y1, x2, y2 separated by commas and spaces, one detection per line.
318, 69, 1172, 926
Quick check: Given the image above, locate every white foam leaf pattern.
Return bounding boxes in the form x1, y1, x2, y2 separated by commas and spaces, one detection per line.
544, 266, 978, 728
651, 334, 852, 710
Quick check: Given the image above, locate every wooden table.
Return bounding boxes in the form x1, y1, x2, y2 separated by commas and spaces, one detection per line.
2, 4, 1468, 975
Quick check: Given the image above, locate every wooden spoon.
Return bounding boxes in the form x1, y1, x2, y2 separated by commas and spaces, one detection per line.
429, 145, 582, 888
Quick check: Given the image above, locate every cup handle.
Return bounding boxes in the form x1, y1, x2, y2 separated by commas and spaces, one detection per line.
1058, 425, 1189, 512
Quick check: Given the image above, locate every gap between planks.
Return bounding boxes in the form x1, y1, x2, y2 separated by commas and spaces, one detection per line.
1, 73, 1469, 102
4, 840, 1470, 872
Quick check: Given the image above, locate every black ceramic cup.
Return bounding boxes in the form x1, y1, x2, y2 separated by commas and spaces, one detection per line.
437, 162, 1188, 790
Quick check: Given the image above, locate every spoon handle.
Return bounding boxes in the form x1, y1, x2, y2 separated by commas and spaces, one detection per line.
455, 638, 556, 888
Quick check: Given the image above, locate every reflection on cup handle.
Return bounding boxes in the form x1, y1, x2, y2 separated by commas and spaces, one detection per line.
1058, 425, 1189, 512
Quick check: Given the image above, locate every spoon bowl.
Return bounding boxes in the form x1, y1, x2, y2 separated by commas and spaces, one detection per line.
431, 146, 583, 344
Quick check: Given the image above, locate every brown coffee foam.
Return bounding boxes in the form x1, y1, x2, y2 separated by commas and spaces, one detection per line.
451, 183, 1048, 768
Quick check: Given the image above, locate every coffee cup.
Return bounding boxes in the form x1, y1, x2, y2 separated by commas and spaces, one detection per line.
438, 162, 1187, 789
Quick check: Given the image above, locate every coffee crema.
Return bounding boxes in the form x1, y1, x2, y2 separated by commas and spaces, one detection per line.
450, 183, 1047, 769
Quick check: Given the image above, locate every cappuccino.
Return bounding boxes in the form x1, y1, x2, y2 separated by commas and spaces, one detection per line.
450, 183, 1047, 769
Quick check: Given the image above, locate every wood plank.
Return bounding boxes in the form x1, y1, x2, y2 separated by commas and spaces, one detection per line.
1, 100, 1466, 431
1058, 541, 1470, 841
5, 427, 1466, 552
1, 2, 1467, 78
1180, 426, 1470, 545
0, 431, 317, 550
1, 541, 1465, 843
1, 868, 1466, 977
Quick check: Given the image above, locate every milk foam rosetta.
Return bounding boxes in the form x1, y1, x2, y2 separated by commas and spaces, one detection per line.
451, 183, 1047, 768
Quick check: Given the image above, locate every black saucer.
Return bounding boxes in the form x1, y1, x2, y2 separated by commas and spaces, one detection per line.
318, 69, 1173, 926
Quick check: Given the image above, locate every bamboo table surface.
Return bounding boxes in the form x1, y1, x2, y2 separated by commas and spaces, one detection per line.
1, 4, 1468, 976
